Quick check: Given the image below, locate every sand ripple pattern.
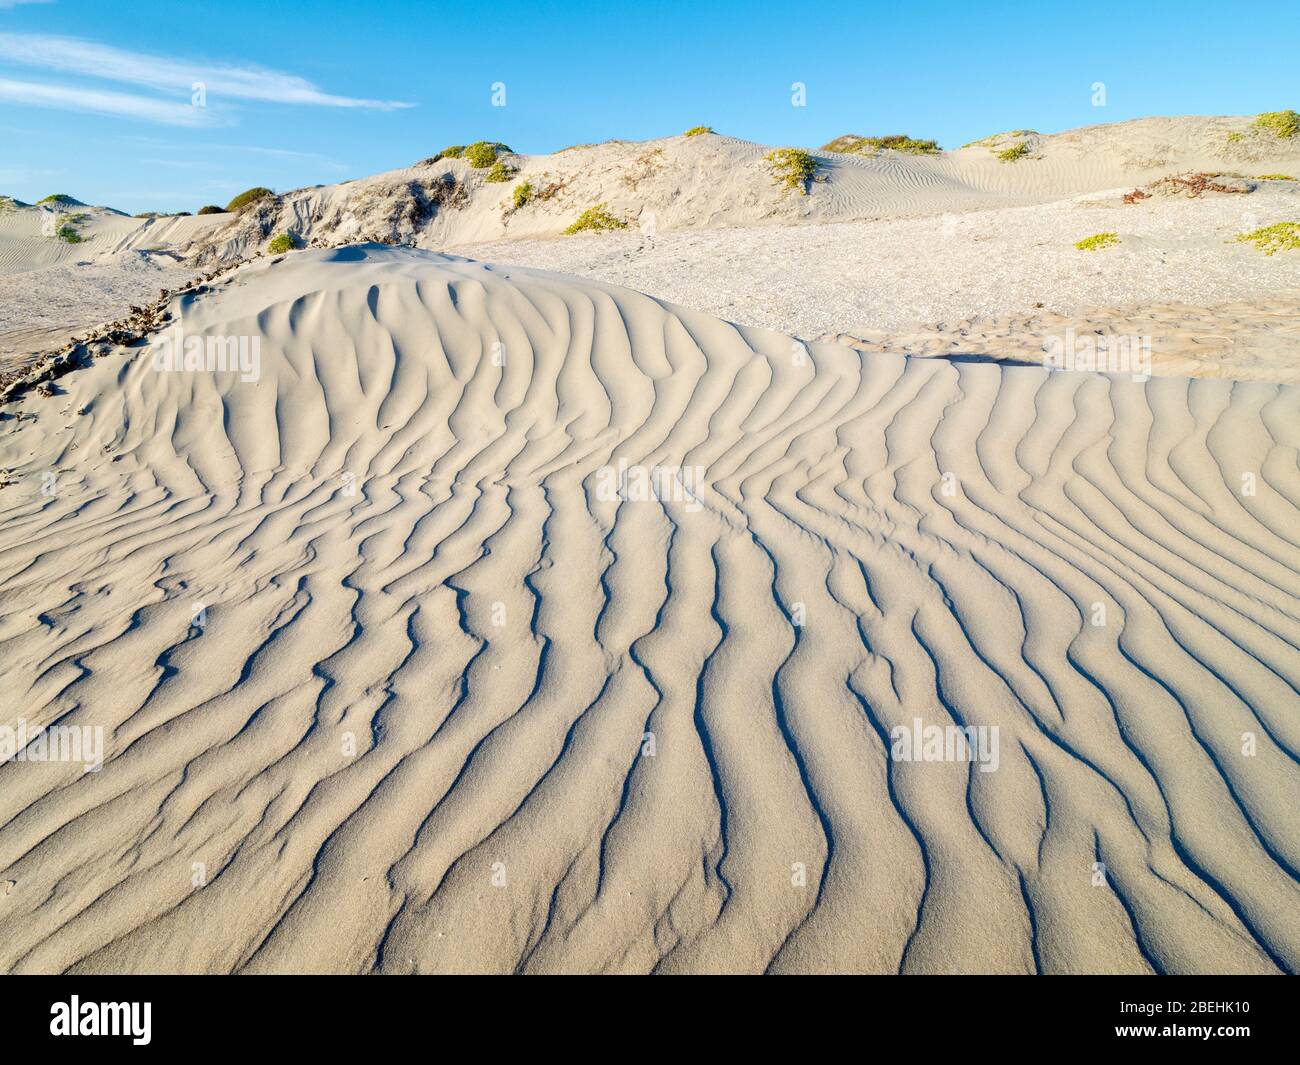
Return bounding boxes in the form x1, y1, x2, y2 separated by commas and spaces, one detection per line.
0, 246, 1297, 974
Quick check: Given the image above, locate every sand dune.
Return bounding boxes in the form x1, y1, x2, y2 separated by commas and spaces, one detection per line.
0, 207, 213, 374
0, 205, 219, 276
455, 183, 1300, 382
5, 116, 1298, 390
190, 115, 1300, 263
0, 245, 1296, 974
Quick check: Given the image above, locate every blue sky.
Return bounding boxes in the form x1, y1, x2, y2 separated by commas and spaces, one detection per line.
2, 0, 1297, 213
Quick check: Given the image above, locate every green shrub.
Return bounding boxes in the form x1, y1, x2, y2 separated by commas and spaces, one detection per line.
226, 187, 273, 212
683, 126, 713, 136
961, 130, 1038, 149
197, 204, 227, 215
464, 141, 511, 168
1235, 221, 1300, 255
1256, 173, 1296, 181
485, 160, 517, 183
563, 204, 627, 234
512, 181, 535, 209
37, 193, 76, 205
0, 196, 15, 212
437, 145, 466, 159
997, 142, 1031, 162
821, 134, 940, 155
1252, 111, 1299, 139
763, 147, 818, 193
1075, 232, 1119, 251
53, 212, 87, 243
267, 232, 297, 254
1226, 131, 1244, 143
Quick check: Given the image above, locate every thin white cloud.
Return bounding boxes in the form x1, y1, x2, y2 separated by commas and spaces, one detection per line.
0, 2, 55, 9
0, 77, 211, 125
0, 33, 413, 109
123, 135, 342, 163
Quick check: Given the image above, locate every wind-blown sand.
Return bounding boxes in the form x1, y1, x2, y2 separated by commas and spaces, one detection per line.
0, 245, 1296, 974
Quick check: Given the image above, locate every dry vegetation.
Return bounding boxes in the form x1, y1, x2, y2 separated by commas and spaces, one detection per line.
1124, 171, 1255, 202
821, 134, 941, 155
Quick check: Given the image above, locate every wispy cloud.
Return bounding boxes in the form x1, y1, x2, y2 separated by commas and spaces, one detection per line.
123, 135, 345, 164
0, 2, 55, 10
0, 33, 413, 109
0, 77, 211, 125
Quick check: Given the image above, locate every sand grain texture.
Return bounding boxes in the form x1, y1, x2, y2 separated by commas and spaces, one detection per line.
0, 246, 1297, 974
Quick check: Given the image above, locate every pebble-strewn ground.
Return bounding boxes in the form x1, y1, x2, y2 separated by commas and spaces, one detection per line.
0, 254, 197, 372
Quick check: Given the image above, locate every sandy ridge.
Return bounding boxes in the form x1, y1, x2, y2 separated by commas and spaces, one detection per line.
0, 246, 1296, 973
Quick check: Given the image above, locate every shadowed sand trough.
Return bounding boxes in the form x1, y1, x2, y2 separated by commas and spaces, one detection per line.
0, 245, 1297, 974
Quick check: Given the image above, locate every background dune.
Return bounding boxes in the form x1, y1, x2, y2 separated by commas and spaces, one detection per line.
5, 115, 1299, 388
0, 205, 215, 370
0, 245, 1296, 974
188, 116, 1300, 262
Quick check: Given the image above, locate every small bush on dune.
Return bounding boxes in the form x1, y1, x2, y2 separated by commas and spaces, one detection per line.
683, 126, 713, 136
266, 232, 297, 254
1075, 232, 1119, 251
1252, 110, 1299, 139
485, 160, 517, 183
416, 146, 470, 165
763, 147, 818, 193
512, 181, 535, 209
55, 213, 87, 243
822, 134, 940, 155
0, 196, 15, 212
38, 193, 75, 205
997, 142, 1031, 162
961, 130, 1038, 149
464, 141, 511, 168
226, 187, 273, 212
563, 204, 627, 234
1236, 222, 1300, 255
197, 204, 227, 215
1256, 173, 1296, 181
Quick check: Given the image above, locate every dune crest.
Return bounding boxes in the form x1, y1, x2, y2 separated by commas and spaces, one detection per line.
189, 115, 1300, 263
0, 245, 1297, 974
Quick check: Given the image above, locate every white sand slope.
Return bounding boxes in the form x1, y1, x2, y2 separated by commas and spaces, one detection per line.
0, 245, 1297, 974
